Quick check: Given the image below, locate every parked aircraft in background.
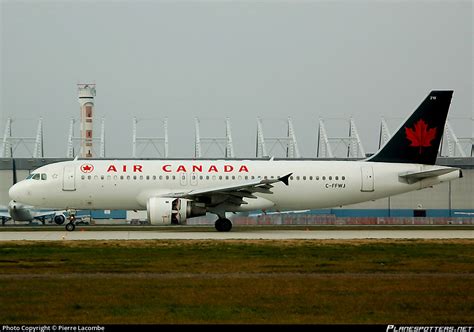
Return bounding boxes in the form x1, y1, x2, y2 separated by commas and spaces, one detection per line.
0, 200, 67, 225
8, 91, 462, 232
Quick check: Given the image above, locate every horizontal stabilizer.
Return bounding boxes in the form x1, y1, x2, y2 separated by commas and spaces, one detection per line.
399, 167, 459, 183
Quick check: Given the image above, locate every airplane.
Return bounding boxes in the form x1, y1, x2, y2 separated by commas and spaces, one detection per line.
8, 90, 462, 232
0, 200, 67, 226
1, 159, 67, 225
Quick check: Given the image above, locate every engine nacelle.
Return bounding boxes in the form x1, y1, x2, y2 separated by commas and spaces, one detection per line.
54, 214, 66, 225
147, 197, 206, 225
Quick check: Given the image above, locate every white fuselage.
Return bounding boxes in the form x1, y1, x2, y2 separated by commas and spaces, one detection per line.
8, 159, 461, 213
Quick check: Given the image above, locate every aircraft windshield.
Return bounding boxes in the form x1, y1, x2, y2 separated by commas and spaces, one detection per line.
26, 173, 47, 180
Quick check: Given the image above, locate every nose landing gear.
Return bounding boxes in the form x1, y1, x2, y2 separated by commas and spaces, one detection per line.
65, 210, 77, 232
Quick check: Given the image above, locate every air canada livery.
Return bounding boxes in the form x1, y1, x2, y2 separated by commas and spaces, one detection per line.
9, 91, 462, 232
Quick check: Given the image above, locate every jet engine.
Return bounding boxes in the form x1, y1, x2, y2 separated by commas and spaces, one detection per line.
54, 214, 66, 225
147, 197, 206, 225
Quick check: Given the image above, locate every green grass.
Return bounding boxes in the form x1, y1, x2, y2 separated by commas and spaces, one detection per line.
0, 239, 473, 324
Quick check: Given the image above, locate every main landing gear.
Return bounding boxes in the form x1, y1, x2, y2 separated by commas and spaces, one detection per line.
65, 211, 77, 232
214, 218, 232, 232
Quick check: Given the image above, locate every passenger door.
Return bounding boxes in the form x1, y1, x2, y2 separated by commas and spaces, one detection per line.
63, 166, 76, 191
360, 166, 374, 192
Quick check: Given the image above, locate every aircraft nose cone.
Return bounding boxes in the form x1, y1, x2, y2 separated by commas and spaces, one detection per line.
9, 183, 23, 202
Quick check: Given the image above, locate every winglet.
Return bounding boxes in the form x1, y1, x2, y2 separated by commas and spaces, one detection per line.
278, 173, 292, 186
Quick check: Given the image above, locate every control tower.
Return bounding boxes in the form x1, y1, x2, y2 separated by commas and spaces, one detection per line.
77, 84, 96, 158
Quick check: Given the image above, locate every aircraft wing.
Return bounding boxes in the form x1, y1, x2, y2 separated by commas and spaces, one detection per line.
0, 210, 12, 221
32, 210, 66, 219
161, 173, 292, 207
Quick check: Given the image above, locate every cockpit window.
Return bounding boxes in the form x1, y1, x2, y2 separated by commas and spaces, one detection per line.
32, 174, 41, 180
26, 174, 34, 179
41, 173, 47, 180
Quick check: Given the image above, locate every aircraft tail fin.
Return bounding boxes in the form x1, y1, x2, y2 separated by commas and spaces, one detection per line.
367, 90, 453, 165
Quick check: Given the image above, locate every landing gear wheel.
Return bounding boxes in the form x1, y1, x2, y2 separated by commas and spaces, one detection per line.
65, 222, 75, 232
215, 218, 232, 232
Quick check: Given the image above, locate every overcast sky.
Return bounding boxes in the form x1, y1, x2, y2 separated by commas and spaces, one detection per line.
1, 0, 472, 158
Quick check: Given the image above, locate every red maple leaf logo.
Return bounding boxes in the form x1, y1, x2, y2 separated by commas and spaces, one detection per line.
405, 119, 437, 154
80, 164, 94, 173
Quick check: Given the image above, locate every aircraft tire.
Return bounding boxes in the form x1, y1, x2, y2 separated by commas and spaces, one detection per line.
215, 218, 232, 232
65, 222, 75, 232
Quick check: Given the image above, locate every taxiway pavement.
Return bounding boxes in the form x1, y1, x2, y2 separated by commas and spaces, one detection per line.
0, 229, 473, 241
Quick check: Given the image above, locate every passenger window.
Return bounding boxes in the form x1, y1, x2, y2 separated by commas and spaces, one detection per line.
152, 175, 156, 180
303, 176, 306, 180
133, 176, 137, 180
87, 175, 91, 180
146, 176, 149, 180
316, 176, 319, 180
166, 175, 169, 180
296, 176, 300, 180
159, 175, 163, 180
225, 176, 229, 180
81, 175, 85, 180
329, 176, 332, 180
335, 176, 338, 180
127, 176, 131, 180
107, 175, 111, 180
342, 176, 346, 180
309, 176, 313, 180
322, 176, 326, 180
101, 175, 104, 180
120, 175, 124, 180
114, 175, 118, 180
94, 175, 98, 180
290, 176, 294, 180
172, 176, 176, 180
140, 175, 144, 180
